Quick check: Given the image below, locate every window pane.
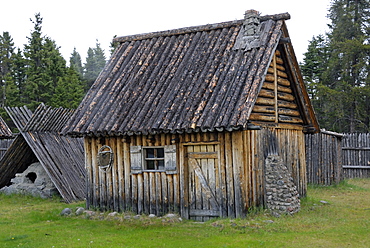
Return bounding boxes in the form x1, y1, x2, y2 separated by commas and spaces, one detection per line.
146, 148, 155, 158
146, 160, 155, 170
157, 148, 164, 158
158, 160, 164, 170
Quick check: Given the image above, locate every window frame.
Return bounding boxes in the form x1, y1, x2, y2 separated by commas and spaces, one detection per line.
142, 146, 165, 172
130, 145, 177, 174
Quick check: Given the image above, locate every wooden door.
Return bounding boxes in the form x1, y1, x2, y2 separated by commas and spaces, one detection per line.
186, 143, 221, 221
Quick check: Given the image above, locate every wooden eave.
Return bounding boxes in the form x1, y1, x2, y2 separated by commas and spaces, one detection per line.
278, 22, 319, 133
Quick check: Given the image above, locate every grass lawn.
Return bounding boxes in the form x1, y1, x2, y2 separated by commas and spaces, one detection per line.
1, 178, 370, 247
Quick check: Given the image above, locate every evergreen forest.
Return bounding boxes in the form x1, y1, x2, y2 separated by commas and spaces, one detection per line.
0, 13, 108, 128
301, 0, 370, 133
1, 0, 370, 133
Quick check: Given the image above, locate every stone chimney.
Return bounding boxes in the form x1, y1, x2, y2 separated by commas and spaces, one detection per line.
243, 10, 261, 36
233, 10, 262, 51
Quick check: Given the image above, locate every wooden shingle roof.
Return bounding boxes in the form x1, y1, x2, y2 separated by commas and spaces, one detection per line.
0, 104, 85, 203
63, 11, 318, 137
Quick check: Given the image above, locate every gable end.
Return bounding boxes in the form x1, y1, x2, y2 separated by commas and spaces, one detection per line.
250, 49, 304, 129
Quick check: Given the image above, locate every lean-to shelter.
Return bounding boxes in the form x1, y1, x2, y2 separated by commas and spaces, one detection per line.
0, 104, 85, 203
63, 10, 319, 220
0, 116, 14, 159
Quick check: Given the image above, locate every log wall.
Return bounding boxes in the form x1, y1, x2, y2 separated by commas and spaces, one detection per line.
84, 127, 306, 219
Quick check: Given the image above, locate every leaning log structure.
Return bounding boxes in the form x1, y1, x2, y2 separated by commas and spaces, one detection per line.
0, 104, 85, 203
0, 116, 14, 159
63, 10, 319, 220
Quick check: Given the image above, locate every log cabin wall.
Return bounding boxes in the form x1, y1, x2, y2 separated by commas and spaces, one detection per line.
84, 126, 306, 220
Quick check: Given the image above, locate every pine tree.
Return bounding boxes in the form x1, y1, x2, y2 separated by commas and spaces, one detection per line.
301, 34, 329, 99
23, 13, 70, 110
0, 31, 15, 107
51, 66, 84, 109
70, 47, 84, 77
84, 40, 106, 90
301, 0, 370, 132
110, 35, 119, 55
12, 48, 26, 105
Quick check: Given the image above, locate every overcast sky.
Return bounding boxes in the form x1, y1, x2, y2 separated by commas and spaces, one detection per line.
1, 0, 331, 63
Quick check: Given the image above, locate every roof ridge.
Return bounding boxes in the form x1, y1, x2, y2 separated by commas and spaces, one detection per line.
113, 12, 290, 43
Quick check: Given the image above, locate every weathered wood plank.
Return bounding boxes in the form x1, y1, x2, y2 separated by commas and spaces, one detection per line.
143, 172, 149, 213
189, 156, 219, 211
188, 152, 218, 159
224, 132, 235, 218
189, 209, 219, 217
137, 173, 144, 214
123, 138, 131, 211
116, 138, 125, 211
262, 82, 292, 93
231, 131, 244, 218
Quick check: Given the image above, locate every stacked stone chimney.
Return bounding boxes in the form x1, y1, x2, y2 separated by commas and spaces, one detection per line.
243, 9, 261, 36
233, 9, 262, 51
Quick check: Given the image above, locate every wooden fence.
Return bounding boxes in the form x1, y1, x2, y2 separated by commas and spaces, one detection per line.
305, 130, 343, 185
305, 131, 370, 185
342, 133, 370, 179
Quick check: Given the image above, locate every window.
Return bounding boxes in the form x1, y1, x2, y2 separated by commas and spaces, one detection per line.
130, 145, 177, 174
144, 147, 164, 170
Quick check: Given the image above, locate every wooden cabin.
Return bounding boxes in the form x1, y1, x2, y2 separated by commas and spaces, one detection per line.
63, 10, 319, 220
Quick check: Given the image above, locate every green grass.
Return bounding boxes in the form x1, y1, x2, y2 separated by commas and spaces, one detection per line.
1, 178, 370, 247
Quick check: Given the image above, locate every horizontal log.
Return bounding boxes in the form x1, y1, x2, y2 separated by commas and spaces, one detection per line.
253, 105, 300, 117
342, 147, 370, 151
252, 106, 300, 117
278, 108, 300, 117
264, 74, 291, 86
267, 68, 288, 78
189, 209, 220, 217
277, 77, 291, 86
249, 113, 276, 122
255, 97, 274, 106
343, 165, 370, 169
252, 105, 275, 113
276, 64, 285, 71
278, 100, 298, 109
255, 97, 298, 109
279, 115, 303, 123
258, 89, 274, 98
278, 92, 295, 101
269, 63, 285, 71
262, 82, 292, 93
276, 56, 284, 65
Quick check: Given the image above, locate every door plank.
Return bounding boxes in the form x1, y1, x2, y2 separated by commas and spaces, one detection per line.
188, 158, 219, 209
